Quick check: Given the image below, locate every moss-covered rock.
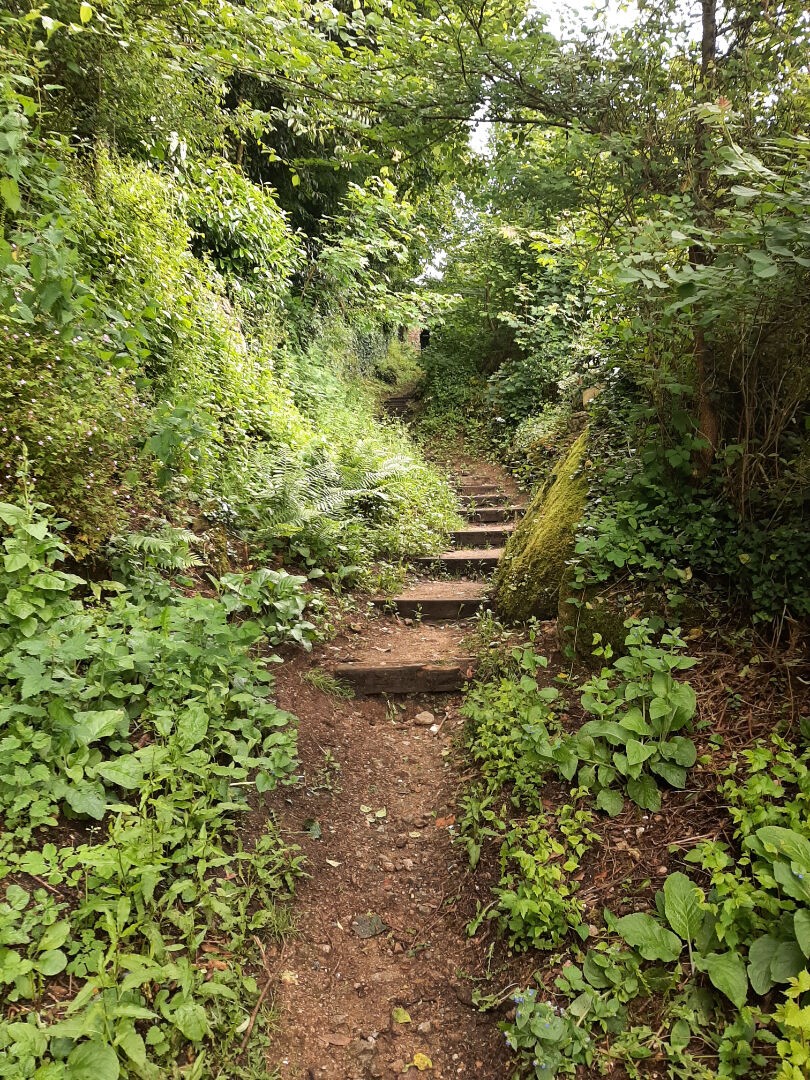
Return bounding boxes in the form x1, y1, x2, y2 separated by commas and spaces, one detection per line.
492, 432, 588, 621
557, 575, 670, 660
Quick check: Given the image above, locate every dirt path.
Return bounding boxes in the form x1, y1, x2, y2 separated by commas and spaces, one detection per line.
259, 441, 523, 1079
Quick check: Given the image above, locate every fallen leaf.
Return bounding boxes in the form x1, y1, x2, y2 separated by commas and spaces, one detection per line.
375, 808, 387, 818
280, 970, 298, 984
405, 1052, 433, 1071
435, 816, 455, 828
325, 858, 342, 868
392, 1006, 411, 1024
360, 804, 373, 814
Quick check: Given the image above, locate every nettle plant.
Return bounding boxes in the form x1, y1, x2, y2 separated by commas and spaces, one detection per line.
505, 622, 699, 815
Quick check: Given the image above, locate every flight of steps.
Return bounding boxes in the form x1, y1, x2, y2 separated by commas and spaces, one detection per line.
329, 408, 525, 694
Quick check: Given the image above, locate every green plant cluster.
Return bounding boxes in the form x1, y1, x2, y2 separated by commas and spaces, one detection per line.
0, 494, 308, 1076
461, 625, 810, 1079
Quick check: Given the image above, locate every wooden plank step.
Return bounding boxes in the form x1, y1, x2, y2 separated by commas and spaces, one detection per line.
457, 482, 500, 494
467, 505, 525, 523
463, 493, 512, 507
332, 659, 476, 695
412, 547, 504, 573
451, 524, 514, 547
370, 581, 488, 620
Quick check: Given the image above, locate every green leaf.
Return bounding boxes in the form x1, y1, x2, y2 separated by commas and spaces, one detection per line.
756, 826, 810, 870
170, 999, 209, 1042
794, 910, 810, 958
596, 788, 624, 816
626, 774, 661, 811
176, 709, 208, 749
79, 2, 94, 22
4, 551, 30, 573
697, 951, 748, 1009
66, 1040, 120, 1080
667, 737, 697, 767
0, 177, 21, 212
770, 940, 806, 983
663, 872, 704, 943
650, 761, 687, 789
96, 755, 144, 790
64, 783, 107, 820
116, 1029, 146, 1068
615, 912, 682, 962
75, 709, 127, 744
625, 739, 654, 767
747, 934, 776, 995
36, 949, 68, 976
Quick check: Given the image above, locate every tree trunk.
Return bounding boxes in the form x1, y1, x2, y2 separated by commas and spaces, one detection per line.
691, 0, 720, 471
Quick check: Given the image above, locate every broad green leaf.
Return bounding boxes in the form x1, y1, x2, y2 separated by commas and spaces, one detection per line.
698, 951, 748, 1009
170, 999, 209, 1042
794, 910, 810, 958
747, 934, 777, 995
756, 827, 810, 870
36, 949, 68, 976
625, 739, 654, 767
663, 872, 704, 942
650, 761, 687, 789
615, 912, 682, 962
116, 1029, 146, 1068
64, 783, 106, 820
770, 940, 806, 983
596, 788, 624, 816
4, 551, 30, 573
66, 1040, 120, 1080
626, 774, 661, 811
0, 177, 21, 212
96, 755, 144, 790
79, 2, 94, 22
75, 709, 127, 744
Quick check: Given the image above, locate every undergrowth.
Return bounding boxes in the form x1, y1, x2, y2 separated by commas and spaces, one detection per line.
0, 490, 309, 1076
457, 619, 810, 1079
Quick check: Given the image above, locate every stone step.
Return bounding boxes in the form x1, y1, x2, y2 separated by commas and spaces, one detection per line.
466, 505, 525, 523
332, 659, 477, 695
412, 547, 504, 574
463, 492, 512, 507
370, 581, 488, 620
457, 482, 500, 495
451, 524, 514, 548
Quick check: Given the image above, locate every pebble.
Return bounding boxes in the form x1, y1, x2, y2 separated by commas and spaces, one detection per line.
417, 1020, 432, 1034
413, 711, 435, 726
395, 835, 408, 849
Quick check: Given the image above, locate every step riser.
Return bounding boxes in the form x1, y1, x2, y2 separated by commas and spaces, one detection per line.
413, 556, 500, 574
467, 507, 523, 523
463, 495, 512, 507
332, 661, 475, 695
452, 529, 512, 547
370, 597, 487, 620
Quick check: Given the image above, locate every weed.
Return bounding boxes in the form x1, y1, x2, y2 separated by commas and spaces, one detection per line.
301, 668, 355, 699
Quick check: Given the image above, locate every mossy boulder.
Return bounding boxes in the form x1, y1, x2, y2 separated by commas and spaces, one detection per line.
557, 575, 670, 660
492, 432, 588, 621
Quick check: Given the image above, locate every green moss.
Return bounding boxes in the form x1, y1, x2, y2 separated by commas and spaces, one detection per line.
493, 432, 588, 621
557, 576, 668, 660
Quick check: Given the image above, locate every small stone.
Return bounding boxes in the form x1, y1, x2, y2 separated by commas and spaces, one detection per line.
319, 943, 331, 955
657, 865, 668, 874
391, 1060, 406, 1074
454, 984, 474, 1007
414, 711, 435, 726
381, 860, 395, 872
395, 835, 408, 849
429, 724, 440, 734
417, 1021, 432, 1034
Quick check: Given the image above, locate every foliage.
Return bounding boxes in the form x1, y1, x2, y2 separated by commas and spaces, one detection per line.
0, 495, 305, 1073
